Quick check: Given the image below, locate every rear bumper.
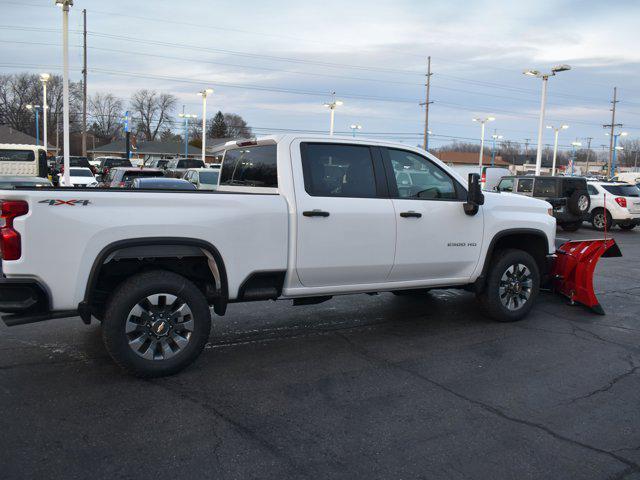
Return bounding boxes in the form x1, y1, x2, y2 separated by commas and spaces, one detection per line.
0, 277, 77, 327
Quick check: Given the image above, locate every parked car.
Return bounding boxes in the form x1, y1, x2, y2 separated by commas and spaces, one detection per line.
449, 165, 511, 191
0, 175, 52, 188
58, 167, 98, 187
0, 144, 48, 178
99, 167, 164, 188
145, 158, 171, 170
131, 177, 197, 190
164, 158, 206, 178
0, 135, 557, 377
182, 168, 219, 190
97, 157, 132, 178
496, 175, 590, 231
586, 181, 640, 230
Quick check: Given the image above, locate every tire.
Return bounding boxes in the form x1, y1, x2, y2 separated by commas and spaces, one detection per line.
102, 270, 212, 378
560, 221, 582, 232
568, 190, 590, 216
477, 249, 540, 322
591, 209, 612, 231
619, 223, 636, 231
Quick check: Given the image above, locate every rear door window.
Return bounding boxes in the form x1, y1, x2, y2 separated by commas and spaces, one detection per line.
533, 178, 556, 196
220, 145, 278, 188
516, 178, 533, 193
587, 185, 599, 195
300, 143, 376, 198
0, 149, 35, 161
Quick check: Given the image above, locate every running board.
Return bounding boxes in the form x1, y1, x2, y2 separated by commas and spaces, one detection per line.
2, 310, 78, 327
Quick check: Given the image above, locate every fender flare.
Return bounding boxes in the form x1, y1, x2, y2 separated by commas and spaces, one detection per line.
79, 237, 229, 322
478, 228, 550, 281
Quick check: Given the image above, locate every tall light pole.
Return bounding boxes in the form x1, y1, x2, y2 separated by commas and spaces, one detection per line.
472, 116, 495, 167
490, 132, 503, 167
323, 92, 343, 136
56, 0, 73, 186
570, 141, 582, 176
179, 113, 197, 157
349, 124, 362, 138
40, 73, 50, 152
606, 131, 628, 177
198, 88, 213, 164
546, 124, 569, 175
523, 64, 571, 175
26, 105, 42, 146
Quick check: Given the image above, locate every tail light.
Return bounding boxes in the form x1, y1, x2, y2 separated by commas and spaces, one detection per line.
0, 200, 29, 260
481, 169, 486, 185
118, 182, 125, 188
615, 197, 627, 208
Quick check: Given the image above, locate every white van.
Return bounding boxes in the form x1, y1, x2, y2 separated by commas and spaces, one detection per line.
0, 144, 48, 178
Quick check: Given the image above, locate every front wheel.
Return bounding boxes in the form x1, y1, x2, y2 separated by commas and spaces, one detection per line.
477, 249, 540, 322
102, 270, 212, 378
619, 223, 636, 231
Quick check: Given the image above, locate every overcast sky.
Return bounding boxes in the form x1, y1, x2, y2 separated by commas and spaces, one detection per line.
1, 0, 639, 151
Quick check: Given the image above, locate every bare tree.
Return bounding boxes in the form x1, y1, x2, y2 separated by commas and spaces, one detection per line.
130, 90, 177, 141
88, 92, 123, 141
223, 113, 252, 138
619, 138, 640, 167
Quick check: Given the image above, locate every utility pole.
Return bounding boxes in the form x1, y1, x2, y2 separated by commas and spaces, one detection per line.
81, 8, 87, 157
584, 137, 593, 174
124, 111, 130, 162
419, 56, 432, 151
606, 87, 619, 175
524, 138, 531, 160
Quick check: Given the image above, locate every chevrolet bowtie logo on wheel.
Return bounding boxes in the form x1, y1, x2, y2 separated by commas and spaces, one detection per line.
38, 199, 91, 206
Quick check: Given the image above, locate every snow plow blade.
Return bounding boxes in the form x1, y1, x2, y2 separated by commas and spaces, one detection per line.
551, 238, 622, 315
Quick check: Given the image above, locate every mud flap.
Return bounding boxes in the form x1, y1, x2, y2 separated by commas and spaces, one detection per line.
551, 238, 622, 314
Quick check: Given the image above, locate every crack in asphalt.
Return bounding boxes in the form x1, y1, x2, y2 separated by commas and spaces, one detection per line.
335, 332, 640, 474
565, 358, 639, 405
148, 377, 313, 479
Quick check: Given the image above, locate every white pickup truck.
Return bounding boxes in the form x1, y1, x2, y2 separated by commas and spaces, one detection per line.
0, 135, 556, 377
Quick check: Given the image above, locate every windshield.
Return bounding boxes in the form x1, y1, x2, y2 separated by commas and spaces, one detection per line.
70, 168, 93, 177
104, 158, 132, 168
199, 171, 219, 184
177, 159, 205, 169
603, 185, 640, 197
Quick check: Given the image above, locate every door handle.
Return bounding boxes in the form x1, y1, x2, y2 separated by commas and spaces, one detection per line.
400, 211, 422, 218
303, 209, 330, 217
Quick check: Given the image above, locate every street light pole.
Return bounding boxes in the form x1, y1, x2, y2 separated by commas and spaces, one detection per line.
546, 124, 568, 176
27, 105, 41, 146
491, 132, 503, 167
350, 124, 362, 138
606, 131, 628, 177
198, 88, 213, 164
40, 73, 50, 152
56, 0, 73, 187
523, 64, 571, 175
571, 141, 582, 176
323, 92, 343, 136
179, 113, 197, 157
473, 116, 495, 167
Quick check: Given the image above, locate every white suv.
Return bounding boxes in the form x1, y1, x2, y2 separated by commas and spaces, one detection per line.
587, 181, 640, 231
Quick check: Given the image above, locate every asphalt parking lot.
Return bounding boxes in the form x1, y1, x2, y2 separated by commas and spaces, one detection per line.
1, 226, 639, 480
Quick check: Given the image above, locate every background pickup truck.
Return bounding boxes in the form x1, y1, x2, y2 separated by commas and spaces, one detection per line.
0, 135, 556, 377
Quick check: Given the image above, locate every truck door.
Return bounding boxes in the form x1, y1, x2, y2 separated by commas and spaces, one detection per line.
381, 148, 483, 282
292, 142, 396, 287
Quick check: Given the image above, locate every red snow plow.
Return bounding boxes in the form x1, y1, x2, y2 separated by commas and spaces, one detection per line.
550, 238, 622, 315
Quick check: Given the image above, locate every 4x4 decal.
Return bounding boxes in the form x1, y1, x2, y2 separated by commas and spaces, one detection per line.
38, 199, 91, 206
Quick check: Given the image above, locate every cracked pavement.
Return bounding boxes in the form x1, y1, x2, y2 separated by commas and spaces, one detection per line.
1, 227, 639, 479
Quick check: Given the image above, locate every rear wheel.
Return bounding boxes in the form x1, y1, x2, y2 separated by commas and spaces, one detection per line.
591, 209, 612, 231
560, 221, 582, 232
477, 249, 539, 322
102, 270, 211, 378
619, 223, 636, 231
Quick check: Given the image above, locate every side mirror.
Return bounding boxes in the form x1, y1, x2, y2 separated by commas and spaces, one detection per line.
464, 173, 485, 216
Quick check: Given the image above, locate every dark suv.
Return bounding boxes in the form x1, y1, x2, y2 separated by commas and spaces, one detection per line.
496, 176, 590, 231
